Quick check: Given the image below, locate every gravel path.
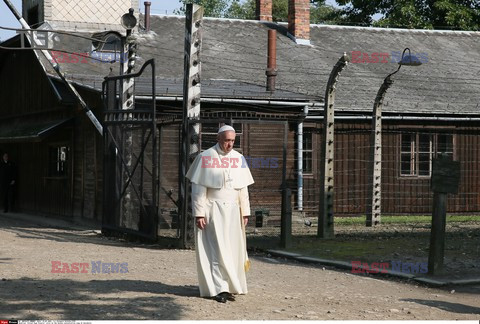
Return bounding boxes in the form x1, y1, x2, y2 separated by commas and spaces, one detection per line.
0, 214, 479, 320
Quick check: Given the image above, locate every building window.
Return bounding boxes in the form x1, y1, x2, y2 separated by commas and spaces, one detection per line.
302, 131, 313, 175
91, 33, 122, 63
400, 133, 453, 177
49, 146, 69, 177
200, 123, 243, 153
100, 34, 122, 52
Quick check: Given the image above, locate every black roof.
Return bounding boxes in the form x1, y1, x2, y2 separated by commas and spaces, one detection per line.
29, 15, 480, 115
59, 73, 319, 102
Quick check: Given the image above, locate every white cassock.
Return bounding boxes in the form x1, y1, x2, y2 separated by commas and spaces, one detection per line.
186, 143, 254, 297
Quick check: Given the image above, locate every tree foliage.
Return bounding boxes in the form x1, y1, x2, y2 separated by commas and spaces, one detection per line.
174, 0, 479, 30
223, 0, 290, 21
333, 0, 480, 30
175, 0, 230, 17
177, 0, 341, 24
311, 1, 339, 24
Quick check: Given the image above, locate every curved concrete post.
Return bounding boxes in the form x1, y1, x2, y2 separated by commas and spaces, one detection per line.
318, 52, 349, 238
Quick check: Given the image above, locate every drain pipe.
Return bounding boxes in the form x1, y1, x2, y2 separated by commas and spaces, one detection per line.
266, 29, 277, 92
134, 95, 324, 107
297, 105, 309, 212
297, 116, 304, 212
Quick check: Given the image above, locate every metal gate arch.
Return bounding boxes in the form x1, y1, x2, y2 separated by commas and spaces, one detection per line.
101, 59, 158, 241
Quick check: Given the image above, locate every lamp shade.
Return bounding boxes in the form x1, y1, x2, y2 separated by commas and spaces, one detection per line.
399, 54, 422, 66
121, 8, 137, 29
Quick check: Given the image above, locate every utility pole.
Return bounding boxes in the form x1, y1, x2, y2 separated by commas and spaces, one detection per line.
179, 3, 203, 249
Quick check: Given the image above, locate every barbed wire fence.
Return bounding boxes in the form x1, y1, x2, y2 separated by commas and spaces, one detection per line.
1, 17, 478, 262
156, 121, 480, 244
155, 121, 292, 240
295, 126, 480, 222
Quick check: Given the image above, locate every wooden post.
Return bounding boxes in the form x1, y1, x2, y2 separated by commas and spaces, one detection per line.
281, 188, 292, 248
428, 192, 447, 274
318, 53, 348, 239
428, 155, 460, 275
103, 73, 119, 230
179, 4, 203, 249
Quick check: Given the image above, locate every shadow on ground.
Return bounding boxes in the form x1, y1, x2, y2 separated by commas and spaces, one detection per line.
0, 214, 170, 250
402, 298, 480, 315
0, 277, 198, 319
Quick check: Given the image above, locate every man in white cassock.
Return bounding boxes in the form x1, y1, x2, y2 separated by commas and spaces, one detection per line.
186, 125, 254, 303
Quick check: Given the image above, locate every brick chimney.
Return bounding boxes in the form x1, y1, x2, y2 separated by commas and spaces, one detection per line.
144, 1, 151, 31
256, 0, 272, 21
288, 0, 310, 45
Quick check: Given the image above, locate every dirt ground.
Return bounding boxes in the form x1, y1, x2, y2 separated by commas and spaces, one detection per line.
0, 213, 479, 320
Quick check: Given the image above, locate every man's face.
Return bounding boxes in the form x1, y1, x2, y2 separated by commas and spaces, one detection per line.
2, 154, 8, 162
217, 130, 235, 153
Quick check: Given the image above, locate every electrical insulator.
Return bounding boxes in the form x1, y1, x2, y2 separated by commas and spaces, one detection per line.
127, 42, 138, 70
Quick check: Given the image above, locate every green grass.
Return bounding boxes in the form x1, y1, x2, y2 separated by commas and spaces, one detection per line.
334, 215, 480, 225
285, 236, 430, 261
249, 215, 479, 276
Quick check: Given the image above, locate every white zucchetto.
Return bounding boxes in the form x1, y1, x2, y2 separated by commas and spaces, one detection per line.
217, 125, 235, 134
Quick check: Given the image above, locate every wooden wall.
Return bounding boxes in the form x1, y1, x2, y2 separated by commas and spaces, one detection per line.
0, 50, 60, 117
3, 48, 479, 224
302, 120, 480, 217
381, 123, 480, 215
244, 123, 294, 216
156, 122, 296, 228
157, 123, 181, 228
0, 48, 104, 222
157, 118, 480, 223
71, 92, 104, 222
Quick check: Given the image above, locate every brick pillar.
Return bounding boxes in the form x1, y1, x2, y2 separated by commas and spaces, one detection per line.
256, 0, 272, 21
288, 0, 310, 43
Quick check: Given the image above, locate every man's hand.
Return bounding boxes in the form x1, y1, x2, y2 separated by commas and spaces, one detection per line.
196, 217, 206, 230
243, 216, 249, 226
